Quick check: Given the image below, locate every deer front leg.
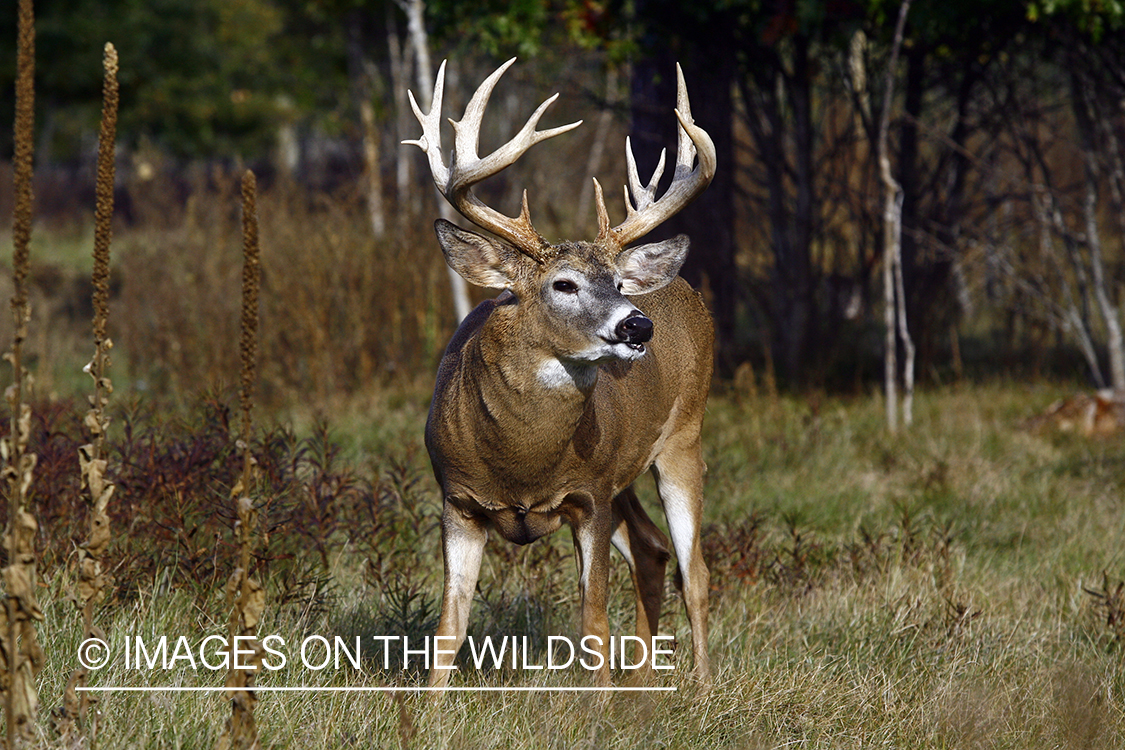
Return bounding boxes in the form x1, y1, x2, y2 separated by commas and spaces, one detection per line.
429, 501, 487, 688
611, 486, 671, 678
572, 506, 614, 686
653, 438, 711, 684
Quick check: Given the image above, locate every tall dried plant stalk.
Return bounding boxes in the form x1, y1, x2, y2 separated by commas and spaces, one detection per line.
56, 41, 118, 747
1, 0, 45, 745
217, 171, 264, 750
239, 172, 259, 452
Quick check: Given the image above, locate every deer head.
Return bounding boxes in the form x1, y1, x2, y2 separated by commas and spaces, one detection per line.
405, 58, 715, 370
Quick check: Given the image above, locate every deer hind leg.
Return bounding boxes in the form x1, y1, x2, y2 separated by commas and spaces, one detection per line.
429, 501, 487, 688
611, 486, 671, 677
652, 436, 711, 683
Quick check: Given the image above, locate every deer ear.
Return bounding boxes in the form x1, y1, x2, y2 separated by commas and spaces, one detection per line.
434, 219, 526, 289
614, 235, 689, 295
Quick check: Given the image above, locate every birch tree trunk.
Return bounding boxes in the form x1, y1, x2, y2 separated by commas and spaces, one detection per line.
1099, 83, 1125, 390
877, 0, 913, 432
883, 199, 898, 433
1029, 188, 1106, 388
1083, 174, 1124, 390
1072, 71, 1125, 391
399, 0, 472, 323
893, 198, 915, 426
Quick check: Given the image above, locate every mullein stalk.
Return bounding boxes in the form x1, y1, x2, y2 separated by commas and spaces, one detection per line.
57, 41, 118, 747
217, 171, 264, 750
2, 0, 44, 745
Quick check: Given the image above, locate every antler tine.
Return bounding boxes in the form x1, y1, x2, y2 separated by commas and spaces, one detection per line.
405, 58, 582, 260
600, 63, 717, 248
592, 178, 611, 238
403, 60, 451, 192
624, 137, 666, 217
457, 93, 582, 183
450, 58, 517, 168
673, 63, 698, 180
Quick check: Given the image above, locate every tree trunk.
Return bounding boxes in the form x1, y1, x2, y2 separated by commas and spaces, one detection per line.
387, 4, 415, 225
878, 0, 913, 431
1034, 185, 1108, 389
629, 29, 739, 371
346, 19, 386, 237
1071, 68, 1125, 391
399, 0, 472, 323
883, 202, 898, 433
737, 42, 814, 385
787, 35, 816, 382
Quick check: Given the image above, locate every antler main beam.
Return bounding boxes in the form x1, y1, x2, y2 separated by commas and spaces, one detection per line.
405, 59, 582, 260
595, 64, 716, 248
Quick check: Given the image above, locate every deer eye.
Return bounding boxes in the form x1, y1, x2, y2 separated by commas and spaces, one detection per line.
553, 279, 579, 294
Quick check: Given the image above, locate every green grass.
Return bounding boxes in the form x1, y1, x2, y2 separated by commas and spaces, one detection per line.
24, 382, 1125, 747
0, 221, 98, 272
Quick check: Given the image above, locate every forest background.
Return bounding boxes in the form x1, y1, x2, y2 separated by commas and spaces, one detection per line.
3, 0, 1125, 400
1, 1, 1125, 746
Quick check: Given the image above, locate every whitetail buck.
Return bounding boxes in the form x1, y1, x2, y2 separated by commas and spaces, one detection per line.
406, 59, 715, 686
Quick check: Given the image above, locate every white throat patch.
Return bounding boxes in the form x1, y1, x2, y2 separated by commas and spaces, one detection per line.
536, 358, 598, 391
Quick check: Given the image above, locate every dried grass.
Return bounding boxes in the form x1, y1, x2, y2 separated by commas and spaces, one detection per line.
0, 384, 1119, 746
110, 177, 455, 408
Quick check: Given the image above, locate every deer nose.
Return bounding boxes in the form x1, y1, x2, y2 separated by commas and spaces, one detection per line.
616, 312, 653, 344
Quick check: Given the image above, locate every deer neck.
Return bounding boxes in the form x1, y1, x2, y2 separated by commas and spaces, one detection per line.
464, 321, 598, 476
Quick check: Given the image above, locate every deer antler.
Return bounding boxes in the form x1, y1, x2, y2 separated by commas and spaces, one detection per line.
404, 59, 583, 261
595, 64, 716, 248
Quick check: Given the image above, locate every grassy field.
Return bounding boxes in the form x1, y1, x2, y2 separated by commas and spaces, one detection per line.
22, 379, 1125, 748
5, 20, 1123, 745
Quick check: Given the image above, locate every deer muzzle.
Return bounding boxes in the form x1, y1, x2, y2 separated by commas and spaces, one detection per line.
615, 311, 654, 350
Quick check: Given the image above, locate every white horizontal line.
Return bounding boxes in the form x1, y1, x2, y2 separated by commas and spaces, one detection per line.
77, 686, 676, 693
